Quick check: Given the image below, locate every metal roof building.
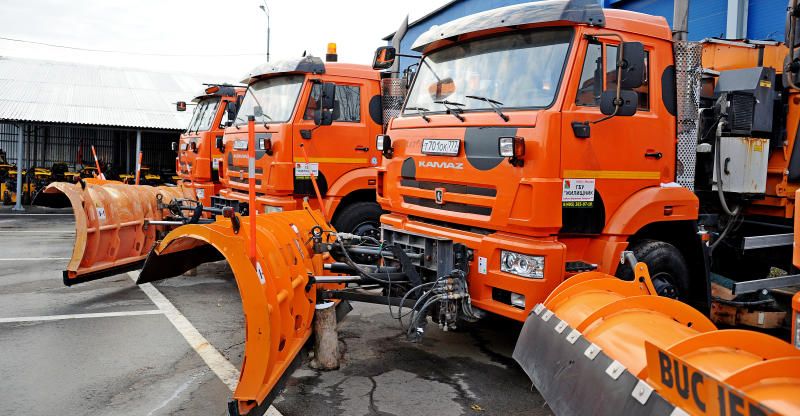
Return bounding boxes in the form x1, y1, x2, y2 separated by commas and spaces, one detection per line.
0, 56, 216, 190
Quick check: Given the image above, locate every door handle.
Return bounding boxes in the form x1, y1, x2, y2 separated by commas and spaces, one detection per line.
644, 151, 663, 160
354, 146, 369, 152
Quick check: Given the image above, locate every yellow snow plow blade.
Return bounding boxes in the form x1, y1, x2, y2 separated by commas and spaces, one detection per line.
513, 263, 800, 416
33, 179, 195, 285
137, 207, 328, 416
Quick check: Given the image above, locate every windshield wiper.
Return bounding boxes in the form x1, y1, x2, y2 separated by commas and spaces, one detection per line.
466, 95, 509, 122
434, 100, 465, 122
405, 106, 431, 122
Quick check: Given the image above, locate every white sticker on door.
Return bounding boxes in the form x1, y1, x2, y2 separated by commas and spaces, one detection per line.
96, 207, 106, 220
562, 179, 595, 208
294, 162, 319, 179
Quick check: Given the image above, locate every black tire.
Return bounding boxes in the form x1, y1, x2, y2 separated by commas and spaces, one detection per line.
616, 239, 690, 301
331, 201, 382, 239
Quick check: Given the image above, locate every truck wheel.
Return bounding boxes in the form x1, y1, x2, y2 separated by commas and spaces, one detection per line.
616, 239, 690, 301
332, 201, 382, 239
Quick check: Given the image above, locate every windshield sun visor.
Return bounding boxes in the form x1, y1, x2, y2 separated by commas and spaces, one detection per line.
411, 0, 604, 53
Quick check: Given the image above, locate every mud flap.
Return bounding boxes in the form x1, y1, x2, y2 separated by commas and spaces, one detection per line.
33, 179, 195, 285
139, 208, 329, 416
513, 306, 678, 416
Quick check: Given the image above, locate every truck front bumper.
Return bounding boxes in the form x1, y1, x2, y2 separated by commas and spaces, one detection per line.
381, 213, 566, 322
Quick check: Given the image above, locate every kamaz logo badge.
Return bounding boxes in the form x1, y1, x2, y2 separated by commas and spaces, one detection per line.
434, 188, 445, 205
418, 161, 463, 170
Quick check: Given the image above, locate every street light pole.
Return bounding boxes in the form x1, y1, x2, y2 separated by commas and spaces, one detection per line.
259, 1, 270, 62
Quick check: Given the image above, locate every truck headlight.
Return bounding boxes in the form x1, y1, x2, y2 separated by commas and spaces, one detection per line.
501, 251, 544, 279
265, 205, 283, 214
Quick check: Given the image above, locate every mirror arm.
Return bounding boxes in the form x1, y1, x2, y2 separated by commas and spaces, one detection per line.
582, 32, 626, 126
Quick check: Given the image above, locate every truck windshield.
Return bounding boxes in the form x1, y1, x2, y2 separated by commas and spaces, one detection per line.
236, 75, 305, 125
186, 97, 220, 133
404, 28, 572, 114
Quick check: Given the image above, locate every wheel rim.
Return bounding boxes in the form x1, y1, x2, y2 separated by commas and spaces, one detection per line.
350, 220, 380, 240
651, 272, 680, 299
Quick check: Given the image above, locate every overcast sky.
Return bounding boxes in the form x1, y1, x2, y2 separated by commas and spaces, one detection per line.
0, 0, 450, 81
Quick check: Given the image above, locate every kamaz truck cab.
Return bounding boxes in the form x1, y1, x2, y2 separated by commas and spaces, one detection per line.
214, 55, 386, 236
176, 85, 244, 206
371, 0, 704, 322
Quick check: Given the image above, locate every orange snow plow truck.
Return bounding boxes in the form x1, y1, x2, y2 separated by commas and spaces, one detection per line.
131, 0, 800, 414
212, 47, 394, 238
35, 0, 800, 414
35, 48, 409, 285
175, 84, 245, 207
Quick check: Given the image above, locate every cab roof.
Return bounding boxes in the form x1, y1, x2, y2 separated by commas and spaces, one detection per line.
191, 85, 245, 103
412, 0, 670, 53
240, 56, 378, 84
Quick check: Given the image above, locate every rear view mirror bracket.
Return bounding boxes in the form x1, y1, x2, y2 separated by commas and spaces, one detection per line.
581, 34, 642, 126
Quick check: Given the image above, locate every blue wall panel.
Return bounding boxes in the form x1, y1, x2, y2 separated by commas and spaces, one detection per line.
747, 0, 786, 40
610, 0, 727, 40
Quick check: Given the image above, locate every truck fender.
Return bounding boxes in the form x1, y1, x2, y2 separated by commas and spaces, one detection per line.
138, 208, 327, 416
323, 167, 377, 215
602, 186, 699, 236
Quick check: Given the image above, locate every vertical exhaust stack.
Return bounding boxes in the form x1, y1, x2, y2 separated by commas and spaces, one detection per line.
672, 0, 689, 41
672, 0, 702, 190
381, 16, 410, 129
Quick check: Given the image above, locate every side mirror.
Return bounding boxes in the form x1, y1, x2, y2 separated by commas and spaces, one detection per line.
619, 42, 645, 89
176, 101, 187, 112
428, 77, 455, 101
225, 101, 237, 127
372, 46, 396, 70
314, 82, 336, 126
600, 90, 638, 116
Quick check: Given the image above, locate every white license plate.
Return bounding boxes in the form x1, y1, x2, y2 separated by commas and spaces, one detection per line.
233, 140, 248, 150
421, 139, 460, 156
180, 143, 188, 151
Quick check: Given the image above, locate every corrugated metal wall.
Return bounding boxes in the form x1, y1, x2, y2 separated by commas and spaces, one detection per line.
0, 122, 177, 176
747, 0, 787, 40
609, 0, 728, 40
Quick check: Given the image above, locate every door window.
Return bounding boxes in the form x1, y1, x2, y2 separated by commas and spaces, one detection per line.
575, 42, 603, 107
304, 84, 361, 122
574, 42, 650, 110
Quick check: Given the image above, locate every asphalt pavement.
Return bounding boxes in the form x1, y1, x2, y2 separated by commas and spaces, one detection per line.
0, 206, 550, 416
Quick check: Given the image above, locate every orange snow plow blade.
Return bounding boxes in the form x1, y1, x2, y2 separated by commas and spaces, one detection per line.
33, 179, 195, 285
514, 263, 800, 416
137, 207, 327, 416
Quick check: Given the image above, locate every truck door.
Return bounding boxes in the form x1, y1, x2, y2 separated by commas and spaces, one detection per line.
292, 79, 377, 199
560, 34, 673, 233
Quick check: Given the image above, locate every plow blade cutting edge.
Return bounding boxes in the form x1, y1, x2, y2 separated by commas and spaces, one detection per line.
513, 263, 800, 416
137, 207, 327, 416
33, 179, 195, 285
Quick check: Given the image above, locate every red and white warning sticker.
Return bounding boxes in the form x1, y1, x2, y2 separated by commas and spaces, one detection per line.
562, 179, 595, 208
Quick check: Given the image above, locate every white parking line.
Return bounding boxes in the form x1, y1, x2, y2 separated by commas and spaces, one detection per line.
0, 310, 164, 323
0, 257, 70, 261
128, 271, 284, 416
